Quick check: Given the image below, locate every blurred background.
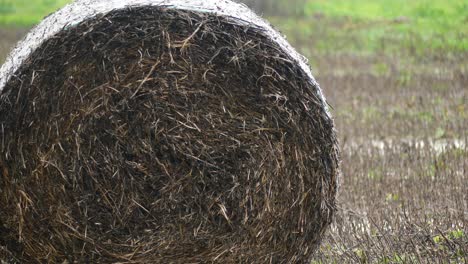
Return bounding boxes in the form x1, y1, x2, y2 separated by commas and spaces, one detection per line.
0, 0, 467, 263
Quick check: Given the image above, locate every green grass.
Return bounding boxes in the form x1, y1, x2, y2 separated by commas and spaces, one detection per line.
0, 0, 70, 26
304, 0, 468, 40
276, 0, 468, 56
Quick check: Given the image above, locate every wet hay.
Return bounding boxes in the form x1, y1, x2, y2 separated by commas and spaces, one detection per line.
0, 5, 339, 263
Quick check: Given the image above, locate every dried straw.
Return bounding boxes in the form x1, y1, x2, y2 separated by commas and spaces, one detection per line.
0, 1, 339, 263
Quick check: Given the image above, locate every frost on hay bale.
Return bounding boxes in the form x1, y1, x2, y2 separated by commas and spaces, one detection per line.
0, 0, 340, 262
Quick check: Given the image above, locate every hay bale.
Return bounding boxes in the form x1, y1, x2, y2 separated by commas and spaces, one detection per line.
0, 0, 340, 262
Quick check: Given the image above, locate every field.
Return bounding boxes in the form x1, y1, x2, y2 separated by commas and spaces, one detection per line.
0, 0, 467, 263
0, 0, 69, 25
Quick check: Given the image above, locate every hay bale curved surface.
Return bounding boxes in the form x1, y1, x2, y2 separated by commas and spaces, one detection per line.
0, 0, 340, 262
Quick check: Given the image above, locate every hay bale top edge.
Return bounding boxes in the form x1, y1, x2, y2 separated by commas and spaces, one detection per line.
0, 0, 330, 118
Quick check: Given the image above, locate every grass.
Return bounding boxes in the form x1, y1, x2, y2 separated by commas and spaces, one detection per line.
274, 0, 468, 57
304, 0, 467, 33
0, 0, 467, 263
0, 0, 70, 26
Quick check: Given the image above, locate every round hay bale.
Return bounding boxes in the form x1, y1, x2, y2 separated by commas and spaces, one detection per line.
0, 0, 340, 262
